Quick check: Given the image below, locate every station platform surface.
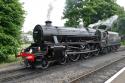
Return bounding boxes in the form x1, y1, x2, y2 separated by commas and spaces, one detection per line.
105, 67, 125, 83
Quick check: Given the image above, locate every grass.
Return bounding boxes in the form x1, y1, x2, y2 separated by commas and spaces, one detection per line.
0, 44, 30, 65
0, 55, 22, 68
0, 55, 22, 65
121, 40, 125, 45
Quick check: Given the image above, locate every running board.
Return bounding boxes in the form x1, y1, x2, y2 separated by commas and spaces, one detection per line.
67, 49, 98, 55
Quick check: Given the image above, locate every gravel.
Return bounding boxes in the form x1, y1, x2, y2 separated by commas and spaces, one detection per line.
79, 56, 125, 83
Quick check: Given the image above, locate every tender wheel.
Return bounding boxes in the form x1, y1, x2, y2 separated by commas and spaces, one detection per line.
102, 47, 108, 54
69, 54, 80, 62
109, 46, 113, 52
114, 46, 118, 51
41, 59, 49, 69
107, 47, 111, 53
58, 51, 67, 65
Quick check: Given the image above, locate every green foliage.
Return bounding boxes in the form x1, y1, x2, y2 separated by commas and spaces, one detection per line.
0, 33, 19, 61
0, 0, 24, 62
111, 15, 125, 35
117, 16, 125, 35
63, 0, 82, 27
121, 40, 125, 45
63, 0, 125, 27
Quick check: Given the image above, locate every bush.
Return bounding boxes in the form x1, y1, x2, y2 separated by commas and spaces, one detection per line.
0, 33, 19, 62
121, 40, 125, 45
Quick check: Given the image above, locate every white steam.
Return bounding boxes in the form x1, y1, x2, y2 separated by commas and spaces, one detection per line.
47, 0, 57, 21
88, 15, 118, 29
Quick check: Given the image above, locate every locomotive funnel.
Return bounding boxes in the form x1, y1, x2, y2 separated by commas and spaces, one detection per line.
45, 21, 52, 26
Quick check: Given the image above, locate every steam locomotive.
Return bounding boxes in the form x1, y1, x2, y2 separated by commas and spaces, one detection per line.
17, 21, 121, 69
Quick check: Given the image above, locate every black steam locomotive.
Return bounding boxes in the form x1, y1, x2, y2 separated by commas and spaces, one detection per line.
17, 21, 121, 69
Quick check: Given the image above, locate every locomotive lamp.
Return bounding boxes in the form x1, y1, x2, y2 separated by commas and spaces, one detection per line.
29, 49, 33, 53
26, 55, 35, 62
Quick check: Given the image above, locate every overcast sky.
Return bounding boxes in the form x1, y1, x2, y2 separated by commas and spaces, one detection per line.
20, 0, 125, 32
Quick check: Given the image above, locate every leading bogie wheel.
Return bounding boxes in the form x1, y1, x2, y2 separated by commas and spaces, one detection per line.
41, 59, 49, 69
23, 59, 29, 67
23, 59, 35, 69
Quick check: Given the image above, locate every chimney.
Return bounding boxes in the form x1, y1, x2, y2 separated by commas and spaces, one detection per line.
45, 21, 52, 26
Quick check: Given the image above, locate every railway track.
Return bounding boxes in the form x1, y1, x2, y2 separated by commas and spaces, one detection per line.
70, 56, 125, 83
0, 67, 51, 83
0, 68, 31, 83
0, 47, 125, 83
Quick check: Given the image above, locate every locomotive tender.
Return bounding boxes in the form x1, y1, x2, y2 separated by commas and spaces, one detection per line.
17, 21, 121, 69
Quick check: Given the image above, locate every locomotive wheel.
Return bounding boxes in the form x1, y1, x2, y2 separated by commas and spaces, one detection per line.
93, 45, 100, 56
82, 52, 91, 59
69, 54, 80, 62
41, 59, 49, 69
82, 44, 91, 59
93, 49, 100, 56
58, 51, 67, 65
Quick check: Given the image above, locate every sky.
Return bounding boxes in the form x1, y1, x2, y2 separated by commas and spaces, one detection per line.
20, 0, 125, 32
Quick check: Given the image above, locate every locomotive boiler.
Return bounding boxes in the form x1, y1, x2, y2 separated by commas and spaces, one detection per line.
33, 21, 97, 43
17, 21, 121, 69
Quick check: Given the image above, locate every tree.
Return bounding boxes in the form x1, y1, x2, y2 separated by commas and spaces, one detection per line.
63, 0, 82, 27
63, 0, 125, 27
0, 0, 24, 62
117, 16, 125, 35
